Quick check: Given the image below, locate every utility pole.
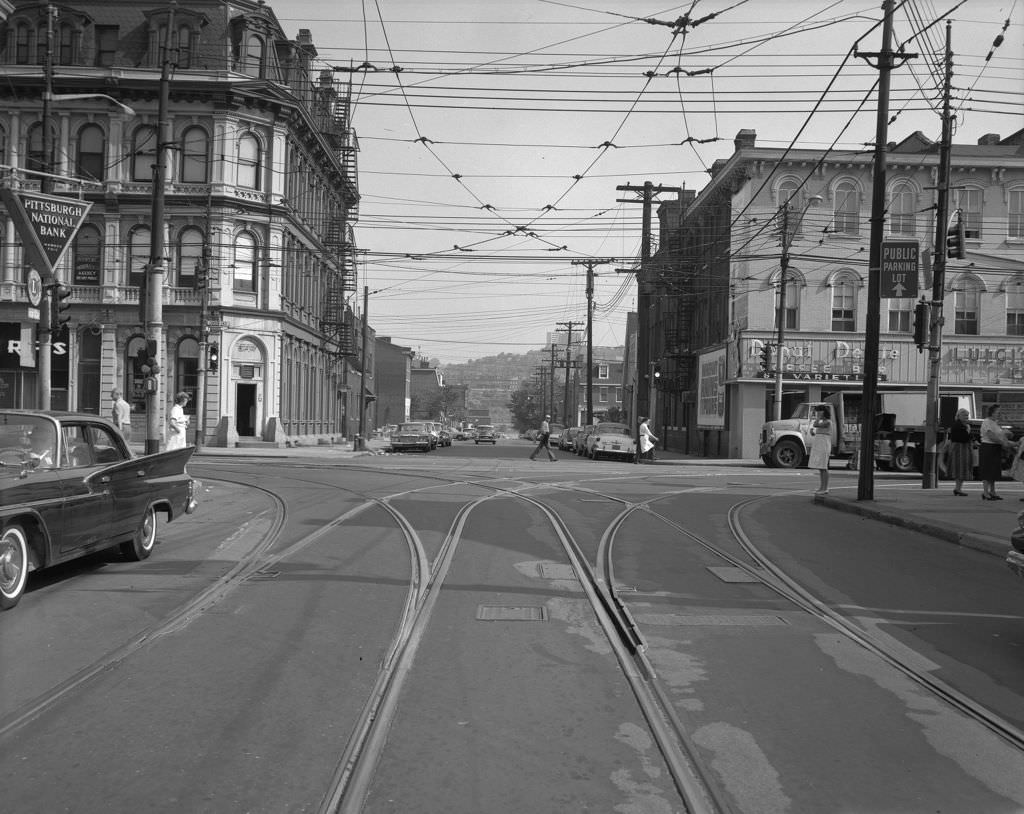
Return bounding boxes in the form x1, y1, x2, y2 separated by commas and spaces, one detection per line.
556, 321, 580, 426
548, 343, 557, 422
37, 3, 56, 410
616, 183, 683, 421
357, 285, 369, 450
922, 21, 954, 489
856, 0, 916, 500
145, 4, 174, 454
572, 259, 613, 424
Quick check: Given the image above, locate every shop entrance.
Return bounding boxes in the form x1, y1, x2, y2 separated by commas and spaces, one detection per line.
236, 383, 257, 437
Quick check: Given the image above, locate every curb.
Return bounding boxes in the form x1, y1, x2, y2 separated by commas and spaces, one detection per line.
815, 494, 1010, 558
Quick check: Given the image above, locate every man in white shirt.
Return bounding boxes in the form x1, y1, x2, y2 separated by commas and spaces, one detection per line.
529, 414, 557, 461
111, 389, 132, 442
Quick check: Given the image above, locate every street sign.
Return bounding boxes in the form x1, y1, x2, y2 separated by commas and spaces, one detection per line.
881, 239, 920, 298
0, 188, 92, 282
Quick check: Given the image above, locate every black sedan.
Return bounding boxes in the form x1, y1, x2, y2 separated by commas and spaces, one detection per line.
0, 410, 198, 611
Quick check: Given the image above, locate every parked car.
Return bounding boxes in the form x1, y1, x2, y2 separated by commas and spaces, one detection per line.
548, 423, 565, 447
0, 410, 198, 611
438, 427, 453, 447
575, 425, 597, 455
475, 425, 498, 444
559, 426, 581, 451
390, 422, 434, 453
586, 422, 636, 461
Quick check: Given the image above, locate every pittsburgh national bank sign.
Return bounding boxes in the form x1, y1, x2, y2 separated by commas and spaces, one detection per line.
743, 336, 1024, 387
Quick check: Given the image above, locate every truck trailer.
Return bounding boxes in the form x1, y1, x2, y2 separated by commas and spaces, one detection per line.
759, 390, 977, 471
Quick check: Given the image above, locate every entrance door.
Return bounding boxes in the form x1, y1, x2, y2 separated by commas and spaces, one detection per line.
236, 383, 257, 437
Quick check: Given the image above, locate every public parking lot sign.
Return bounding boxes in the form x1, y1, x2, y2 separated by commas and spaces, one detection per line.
881, 239, 920, 298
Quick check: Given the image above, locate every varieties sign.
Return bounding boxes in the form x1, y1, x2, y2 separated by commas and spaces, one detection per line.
0, 188, 92, 281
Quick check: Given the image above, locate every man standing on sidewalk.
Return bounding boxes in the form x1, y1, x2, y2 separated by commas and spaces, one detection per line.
529, 414, 557, 461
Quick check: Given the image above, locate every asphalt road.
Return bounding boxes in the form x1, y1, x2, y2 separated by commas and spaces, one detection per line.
2, 442, 1021, 813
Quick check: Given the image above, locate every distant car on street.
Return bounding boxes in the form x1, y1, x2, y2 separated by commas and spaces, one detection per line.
390, 422, 434, 453
0, 410, 198, 611
559, 426, 581, 451
574, 425, 597, 455
475, 425, 498, 444
438, 427, 452, 447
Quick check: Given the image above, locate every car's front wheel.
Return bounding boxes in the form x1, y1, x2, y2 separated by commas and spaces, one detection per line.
0, 524, 29, 610
121, 505, 157, 561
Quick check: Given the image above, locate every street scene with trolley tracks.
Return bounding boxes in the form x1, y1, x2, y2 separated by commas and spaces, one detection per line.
2, 442, 1023, 814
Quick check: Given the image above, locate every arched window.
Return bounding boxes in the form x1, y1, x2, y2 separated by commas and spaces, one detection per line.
778, 179, 799, 209
954, 277, 982, 335
237, 133, 260, 189
57, 22, 74, 64
131, 125, 158, 182
1006, 277, 1024, 336
181, 126, 208, 182
177, 227, 204, 288
128, 227, 151, 288
833, 181, 860, 235
15, 23, 31, 63
76, 124, 105, 182
233, 231, 257, 293
243, 34, 263, 77
1008, 189, 1023, 240
952, 187, 983, 239
26, 120, 56, 176
831, 273, 858, 331
72, 224, 103, 286
177, 25, 194, 69
775, 274, 801, 331
889, 182, 916, 235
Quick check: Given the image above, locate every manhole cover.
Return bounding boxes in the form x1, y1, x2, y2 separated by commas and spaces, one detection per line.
477, 605, 548, 622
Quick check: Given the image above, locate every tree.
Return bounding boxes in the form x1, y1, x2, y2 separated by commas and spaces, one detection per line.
508, 384, 543, 433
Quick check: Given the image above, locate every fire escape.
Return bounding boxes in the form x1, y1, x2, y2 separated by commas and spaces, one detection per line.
321, 78, 359, 359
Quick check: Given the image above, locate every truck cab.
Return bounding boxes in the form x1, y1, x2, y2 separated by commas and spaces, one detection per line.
759, 400, 859, 468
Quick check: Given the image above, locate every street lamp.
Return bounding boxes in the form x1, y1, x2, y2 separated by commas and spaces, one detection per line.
773, 193, 823, 420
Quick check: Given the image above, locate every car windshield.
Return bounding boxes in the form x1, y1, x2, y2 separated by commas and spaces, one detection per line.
479, 426, 494, 432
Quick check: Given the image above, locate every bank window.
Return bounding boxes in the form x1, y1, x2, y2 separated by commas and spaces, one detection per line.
177, 25, 194, 69
954, 278, 981, 335
1010, 189, 1024, 240
831, 274, 857, 331
887, 298, 913, 333
233, 231, 257, 293
952, 188, 983, 239
181, 126, 208, 183
1007, 280, 1024, 335
14, 23, 31, 63
77, 124, 105, 182
128, 227, 150, 288
243, 34, 264, 77
178, 227, 204, 288
237, 133, 260, 189
131, 126, 157, 182
72, 225, 102, 286
95, 25, 118, 67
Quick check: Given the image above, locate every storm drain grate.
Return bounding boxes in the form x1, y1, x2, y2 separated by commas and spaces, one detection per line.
635, 614, 788, 627
707, 566, 762, 583
539, 563, 578, 581
477, 605, 548, 622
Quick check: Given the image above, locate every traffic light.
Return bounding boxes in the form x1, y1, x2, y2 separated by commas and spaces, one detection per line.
195, 262, 208, 291
53, 284, 73, 328
758, 342, 773, 372
652, 362, 662, 379
946, 211, 966, 259
208, 344, 219, 374
137, 339, 160, 376
913, 299, 930, 352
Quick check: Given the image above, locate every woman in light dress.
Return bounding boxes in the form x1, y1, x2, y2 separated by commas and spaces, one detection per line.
166, 391, 191, 451
808, 406, 832, 495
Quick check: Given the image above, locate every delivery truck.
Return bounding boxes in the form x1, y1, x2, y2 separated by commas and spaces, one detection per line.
759, 390, 977, 471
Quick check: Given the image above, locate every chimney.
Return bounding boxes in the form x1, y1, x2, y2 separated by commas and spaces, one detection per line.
977, 133, 1001, 146
734, 129, 756, 151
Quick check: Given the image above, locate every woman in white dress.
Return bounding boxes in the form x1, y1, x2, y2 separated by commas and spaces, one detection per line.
808, 406, 832, 495
166, 391, 191, 451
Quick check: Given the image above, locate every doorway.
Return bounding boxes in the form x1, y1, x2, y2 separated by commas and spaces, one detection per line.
236, 383, 257, 437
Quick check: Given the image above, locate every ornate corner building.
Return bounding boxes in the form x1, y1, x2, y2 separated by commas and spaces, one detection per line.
0, 0, 362, 447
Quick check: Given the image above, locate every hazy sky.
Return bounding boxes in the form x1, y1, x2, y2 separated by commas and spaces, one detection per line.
275, 1, 1022, 364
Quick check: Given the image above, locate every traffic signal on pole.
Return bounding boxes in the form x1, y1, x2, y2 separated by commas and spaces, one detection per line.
54, 284, 72, 328
137, 338, 160, 376
759, 343, 773, 372
913, 299, 930, 352
208, 344, 219, 374
946, 211, 966, 259
195, 262, 207, 291
652, 362, 661, 379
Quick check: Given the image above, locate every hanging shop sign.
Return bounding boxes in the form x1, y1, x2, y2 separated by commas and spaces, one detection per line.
0, 189, 92, 282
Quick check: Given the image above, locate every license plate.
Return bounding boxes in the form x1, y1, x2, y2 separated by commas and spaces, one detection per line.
612, 444, 620, 450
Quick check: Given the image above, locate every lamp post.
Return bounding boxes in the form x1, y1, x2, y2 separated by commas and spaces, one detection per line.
773, 194, 822, 421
